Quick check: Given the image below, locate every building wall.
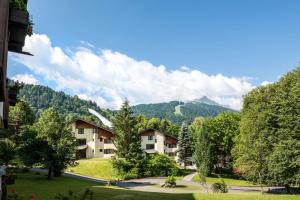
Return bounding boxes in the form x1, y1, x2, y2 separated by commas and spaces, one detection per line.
72, 123, 94, 158
73, 122, 180, 162
72, 121, 116, 159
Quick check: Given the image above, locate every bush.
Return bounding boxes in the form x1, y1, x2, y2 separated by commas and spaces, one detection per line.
211, 179, 228, 193
162, 176, 176, 188
147, 153, 178, 176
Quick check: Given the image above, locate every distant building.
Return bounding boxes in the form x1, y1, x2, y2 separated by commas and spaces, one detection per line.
71, 119, 179, 161
140, 128, 178, 160
71, 119, 115, 159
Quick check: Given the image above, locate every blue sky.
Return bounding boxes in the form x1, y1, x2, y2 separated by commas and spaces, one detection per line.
8, 0, 300, 109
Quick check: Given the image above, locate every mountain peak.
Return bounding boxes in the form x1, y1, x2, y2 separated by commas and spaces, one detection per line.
189, 96, 220, 106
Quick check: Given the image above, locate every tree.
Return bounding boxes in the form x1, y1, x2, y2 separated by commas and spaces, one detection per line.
204, 112, 240, 172
189, 117, 205, 153
194, 125, 212, 183
112, 100, 145, 176
0, 138, 16, 165
233, 86, 274, 193
146, 118, 161, 130
177, 122, 192, 167
33, 108, 76, 179
233, 67, 300, 192
147, 153, 177, 176
9, 100, 35, 136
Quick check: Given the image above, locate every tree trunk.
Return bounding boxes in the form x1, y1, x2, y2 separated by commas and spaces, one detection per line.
258, 171, 263, 194
47, 167, 52, 180
285, 184, 290, 194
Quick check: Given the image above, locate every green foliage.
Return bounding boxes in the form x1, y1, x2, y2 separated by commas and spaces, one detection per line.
10, 0, 27, 11
146, 153, 177, 176
55, 189, 94, 200
233, 67, 300, 190
0, 138, 16, 165
132, 100, 235, 124
210, 179, 228, 193
164, 176, 176, 187
112, 100, 145, 177
189, 117, 205, 152
203, 112, 240, 171
9, 100, 35, 135
136, 115, 180, 137
178, 123, 192, 166
16, 83, 113, 123
19, 108, 77, 179
194, 125, 212, 183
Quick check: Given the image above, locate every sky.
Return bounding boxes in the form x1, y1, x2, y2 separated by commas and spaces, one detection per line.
8, 0, 300, 110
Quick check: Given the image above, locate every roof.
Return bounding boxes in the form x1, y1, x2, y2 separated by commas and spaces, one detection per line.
139, 128, 178, 140
71, 118, 113, 133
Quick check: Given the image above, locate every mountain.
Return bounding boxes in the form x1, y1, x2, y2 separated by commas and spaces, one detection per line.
17, 84, 114, 121
132, 98, 236, 124
189, 96, 220, 106
16, 82, 235, 124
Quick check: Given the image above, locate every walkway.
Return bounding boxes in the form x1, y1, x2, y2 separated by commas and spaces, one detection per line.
30, 168, 284, 194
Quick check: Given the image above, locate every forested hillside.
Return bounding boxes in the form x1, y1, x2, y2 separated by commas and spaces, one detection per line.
15, 82, 235, 125
132, 98, 236, 124
17, 84, 113, 121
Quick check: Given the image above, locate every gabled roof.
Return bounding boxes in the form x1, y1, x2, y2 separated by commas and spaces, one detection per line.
72, 118, 113, 133
139, 128, 178, 140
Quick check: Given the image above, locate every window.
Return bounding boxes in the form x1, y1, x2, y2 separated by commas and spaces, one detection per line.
104, 138, 113, 144
155, 139, 157, 143
104, 149, 114, 154
77, 139, 86, 146
146, 144, 155, 150
78, 128, 84, 134
100, 137, 103, 142
99, 149, 103, 152
93, 128, 97, 134
168, 152, 177, 157
168, 144, 177, 148
148, 135, 153, 140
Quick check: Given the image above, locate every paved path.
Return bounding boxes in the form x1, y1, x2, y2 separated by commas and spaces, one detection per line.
30, 169, 285, 194
182, 172, 197, 182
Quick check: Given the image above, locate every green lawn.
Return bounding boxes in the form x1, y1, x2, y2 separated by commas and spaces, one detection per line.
8, 173, 300, 200
67, 158, 116, 180
192, 173, 255, 186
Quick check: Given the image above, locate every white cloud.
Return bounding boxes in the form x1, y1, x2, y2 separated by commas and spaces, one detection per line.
261, 80, 273, 86
11, 34, 256, 110
11, 73, 38, 85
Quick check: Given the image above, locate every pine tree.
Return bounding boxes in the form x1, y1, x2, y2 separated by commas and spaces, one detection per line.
112, 100, 144, 165
178, 122, 192, 167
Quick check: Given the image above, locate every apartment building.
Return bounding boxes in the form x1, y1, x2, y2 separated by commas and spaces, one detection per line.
71, 119, 116, 159
140, 128, 179, 160
71, 119, 179, 160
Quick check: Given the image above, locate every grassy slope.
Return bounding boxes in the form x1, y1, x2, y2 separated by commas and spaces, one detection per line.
192, 173, 255, 186
67, 158, 116, 180
8, 173, 300, 200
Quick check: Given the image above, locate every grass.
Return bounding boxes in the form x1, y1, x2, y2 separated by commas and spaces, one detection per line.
67, 158, 116, 180
8, 172, 300, 200
192, 173, 256, 186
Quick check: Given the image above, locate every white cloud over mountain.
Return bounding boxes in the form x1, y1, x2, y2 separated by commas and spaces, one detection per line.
12, 73, 38, 85
11, 34, 255, 110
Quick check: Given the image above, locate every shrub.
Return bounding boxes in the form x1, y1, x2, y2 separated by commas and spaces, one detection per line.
211, 179, 228, 193
112, 158, 134, 174
163, 176, 176, 188
147, 153, 178, 176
